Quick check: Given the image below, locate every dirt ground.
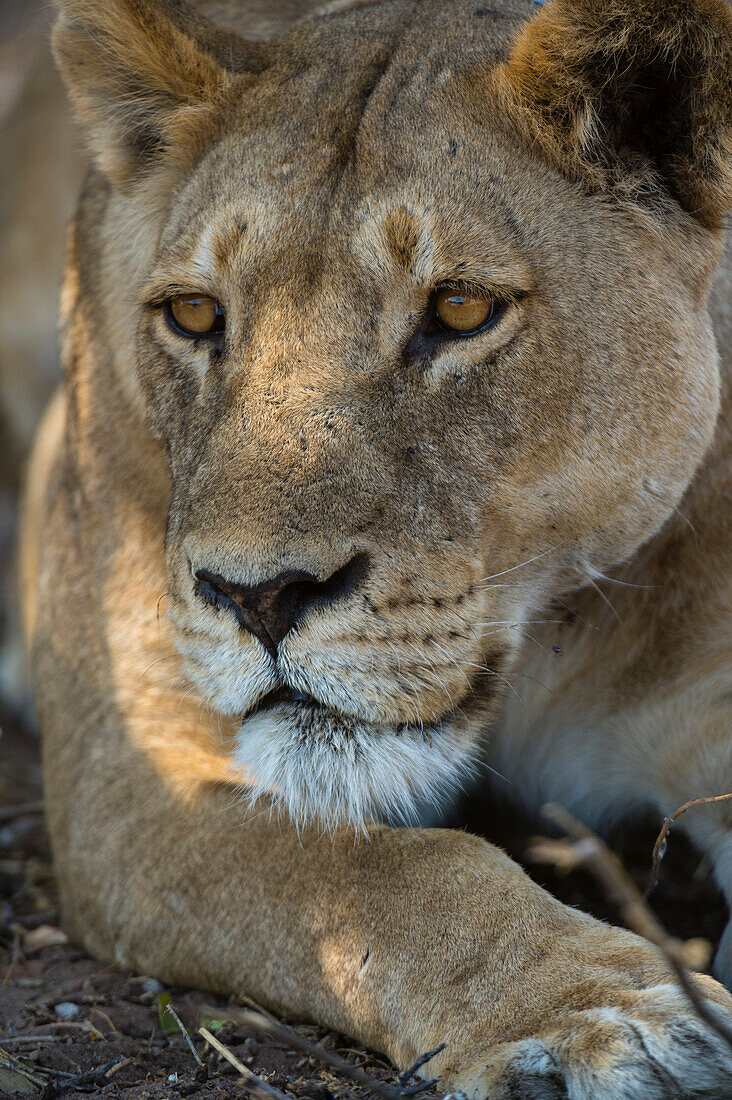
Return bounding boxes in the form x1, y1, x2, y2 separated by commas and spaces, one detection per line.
1, 709, 728, 1099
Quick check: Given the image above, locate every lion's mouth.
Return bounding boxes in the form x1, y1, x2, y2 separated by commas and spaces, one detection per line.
242, 684, 438, 735
245, 685, 323, 721
234, 680, 478, 828
230, 660, 505, 827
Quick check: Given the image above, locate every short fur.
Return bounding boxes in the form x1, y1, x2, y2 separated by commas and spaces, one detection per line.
22, 1, 732, 1095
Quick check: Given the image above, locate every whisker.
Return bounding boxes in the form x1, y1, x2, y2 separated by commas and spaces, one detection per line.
478, 543, 562, 584
586, 575, 623, 623
548, 595, 599, 631
587, 569, 657, 590
477, 619, 566, 629
427, 638, 474, 695
139, 653, 178, 682
643, 480, 699, 541
507, 667, 554, 694
156, 591, 171, 622
175, 684, 197, 714
521, 630, 553, 656
479, 665, 522, 703
478, 582, 531, 590
474, 756, 512, 786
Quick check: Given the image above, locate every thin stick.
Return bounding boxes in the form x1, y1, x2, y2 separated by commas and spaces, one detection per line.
199, 1025, 291, 1100
41, 1056, 126, 1095
0, 1044, 47, 1089
0, 1035, 72, 1046
528, 803, 732, 1052
398, 1045, 447, 1094
648, 792, 732, 896
0, 1020, 106, 1040
0, 801, 43, 823
202, 1004, 444, 1100
165, 1002, 204, 1068
103, 1056, 133, 1079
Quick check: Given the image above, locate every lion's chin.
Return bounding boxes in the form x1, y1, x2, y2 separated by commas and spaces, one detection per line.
231, 690, 478, 830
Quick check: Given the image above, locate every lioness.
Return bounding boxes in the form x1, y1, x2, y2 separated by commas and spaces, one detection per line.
21, 0, 732, 1094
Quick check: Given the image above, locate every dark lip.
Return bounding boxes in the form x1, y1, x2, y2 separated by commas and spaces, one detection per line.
244, 685, 322, 723
240, 656, 505, 733
242, 685, 443, 736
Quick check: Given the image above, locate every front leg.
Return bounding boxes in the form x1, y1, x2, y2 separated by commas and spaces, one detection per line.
40, 703, 732, 1100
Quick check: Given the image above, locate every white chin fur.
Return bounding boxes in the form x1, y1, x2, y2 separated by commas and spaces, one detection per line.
232, 703, 477, 830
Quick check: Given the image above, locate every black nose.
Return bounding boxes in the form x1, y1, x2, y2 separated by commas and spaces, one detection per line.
194, 553, 370, 660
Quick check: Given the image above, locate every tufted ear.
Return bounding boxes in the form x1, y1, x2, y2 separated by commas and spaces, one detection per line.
494, 0, 732, 227
53, 0, 264, 191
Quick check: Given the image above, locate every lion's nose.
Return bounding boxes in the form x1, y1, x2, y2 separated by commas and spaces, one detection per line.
194, 553, 369, 660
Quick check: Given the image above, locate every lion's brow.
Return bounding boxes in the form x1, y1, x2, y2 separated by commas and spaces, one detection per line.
383, 207, 421, 272
159, 214, 248, 288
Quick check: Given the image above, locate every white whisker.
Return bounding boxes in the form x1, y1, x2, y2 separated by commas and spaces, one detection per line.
585, 573, 623, 623
588, 569, 657, 590
139, 653, 178, 682
478, 543, 562, 584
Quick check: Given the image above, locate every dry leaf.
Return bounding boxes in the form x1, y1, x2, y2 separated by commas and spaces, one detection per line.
23, 923, 69, 952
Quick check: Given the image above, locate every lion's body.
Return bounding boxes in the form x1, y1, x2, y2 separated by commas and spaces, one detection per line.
490, 231, 732, 853
20, 0, 732, 1095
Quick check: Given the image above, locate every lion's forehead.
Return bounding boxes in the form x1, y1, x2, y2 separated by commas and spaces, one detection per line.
156, 3, 529, 247
157, 118, 573, 323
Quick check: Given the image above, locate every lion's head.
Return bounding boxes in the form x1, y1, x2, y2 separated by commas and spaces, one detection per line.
54, 0, 732, 826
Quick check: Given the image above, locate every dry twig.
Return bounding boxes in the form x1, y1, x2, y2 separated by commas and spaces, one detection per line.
398, 1045, 447, 1094
199, 1025, 291, 1100
0, 1035, 73, 1047
0, 802, 44, 824
647, 792, 732, 896
202, 1004, 444, 1100
0, 1043, 47, 1094
528, 803, 732, 1052
0, 1020, 105, 1042
38, 1055, 126, 1096
101, 1056, 133, 1079
164, 1002, 204, 1068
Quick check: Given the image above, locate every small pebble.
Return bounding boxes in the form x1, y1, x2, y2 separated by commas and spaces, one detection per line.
142, 978, 164, 994
55, 1001, 80, 1019
168, 1073, 178, 1083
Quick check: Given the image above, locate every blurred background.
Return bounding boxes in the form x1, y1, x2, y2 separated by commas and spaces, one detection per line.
0, 0, 83, 709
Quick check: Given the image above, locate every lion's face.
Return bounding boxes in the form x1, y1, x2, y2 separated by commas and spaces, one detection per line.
55, 0, 731, 826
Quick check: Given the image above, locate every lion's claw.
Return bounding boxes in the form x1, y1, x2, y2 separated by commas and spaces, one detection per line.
451, 986, 732, 1099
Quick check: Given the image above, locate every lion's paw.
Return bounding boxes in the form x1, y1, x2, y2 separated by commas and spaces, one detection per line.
450, 984, 732, 1099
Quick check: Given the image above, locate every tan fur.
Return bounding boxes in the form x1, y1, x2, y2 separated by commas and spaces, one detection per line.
492, 0, 732, 227
20, 0, 732, 1095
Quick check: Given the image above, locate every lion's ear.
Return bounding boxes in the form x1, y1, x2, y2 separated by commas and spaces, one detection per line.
53, 0, 262, 191
495, 0, 732, 227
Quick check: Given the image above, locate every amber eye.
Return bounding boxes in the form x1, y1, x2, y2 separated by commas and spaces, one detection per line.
165, 293, 225, 337
433, 288, 498, 335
